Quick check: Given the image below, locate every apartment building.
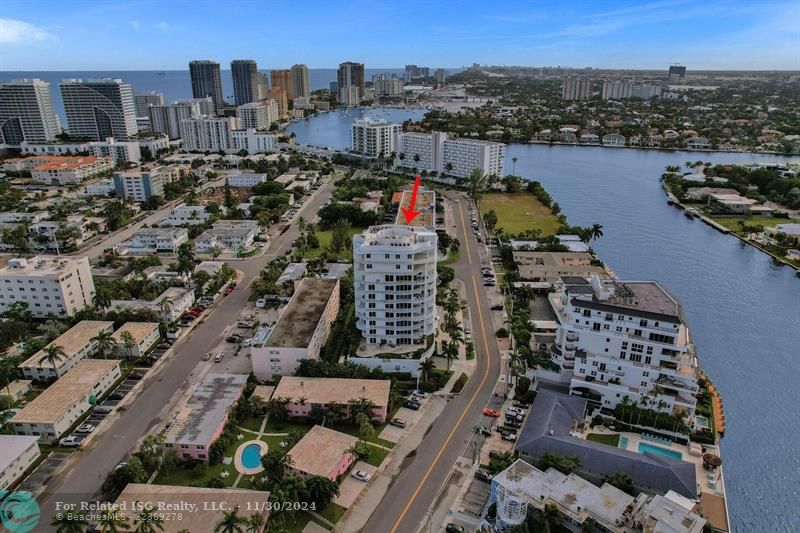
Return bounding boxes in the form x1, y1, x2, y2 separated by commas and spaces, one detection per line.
112, 166, 178, 202
110, 285, 195, 324
351, 118, 401, 158
134, 91, 165, 117
123, 227, 189, 253
337, 62, 365, 104
561, 79, 594, 100
231, 128, 278, 155
148, 102, 197, 140
189, 60, 224, 110
236, 101, 275, 130
164, 373, 247, 461
287, 426, 358, 481
60, 78, 138, 141
0, 435, 41, 490
0, 256, 95, 318
602, 81, 662, 100
18, 320, 114, 381
394, 186, 436, 229
112, 322, 160, 358
513, 251, 605, 281
227, 172, 267, 187
395, 131, 505, 179
179, 116, 238, 152
266, 88, 288, 120
273, 376, 391, 423
31, 155, 114, 185
10, 359, 121, 443
0, 78, 61, 145
195, 220, 259, 253
547, 276, 699, 416
375, 79, 405, 98
231, 59, 262, 106
251, 278, 340, 380
160, 204, 213, 226
291, 64, 310, 98
271, 70, 293, 100
353, 225, 437, 347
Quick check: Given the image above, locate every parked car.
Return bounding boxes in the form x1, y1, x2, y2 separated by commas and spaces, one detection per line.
445, 524, 465, 533
75, 423, 95, 433
59, 436, 84, 448
482, 408, 500, 418
214, 353, 224, 363
128, 372, 144, 380
108, 393, 124, 401
512, 401, 529, 409
224, 286, 234, 296
93, 405, 114, 414
488, 449, 503, 459
506, 406, 525, 416
226, 335, 243, 343
351, 470, 371, 482
490, 304, 504, 311
389, 418, 407, 428
483, 280, 497, 287
403, 400, 421, 410
475, 426, 491, 437
501, 432, 517, 442
474, 469, 492, 482
256, 298, 267, 308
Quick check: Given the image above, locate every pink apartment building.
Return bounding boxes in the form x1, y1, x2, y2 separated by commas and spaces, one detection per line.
287, 425, 359, 481
271, 376, 391, 423
164, 373, 247, 461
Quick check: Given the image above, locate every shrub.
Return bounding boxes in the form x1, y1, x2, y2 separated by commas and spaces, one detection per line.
451, 372, 469, 393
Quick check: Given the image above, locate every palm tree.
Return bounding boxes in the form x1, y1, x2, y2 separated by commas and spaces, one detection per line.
0, 356, 19, 400
120, 330, 138, 359
511, 156, 518, 175
419, 358, 435, 383
541, 502, 561, 533
51, 513, 89, 533
467, 168, 489, 200
39, 344, 66, 378
245, 513, 265, 533
589, 223, 604, 241
133, 510, 164, 533
97, 511, 131, 532
443, 340, 459, 372
214, 505, 248, 533
160, 298, 175, 324
92, 330, 116, 360
305, 475, 341, 508
348, 396, 376, 422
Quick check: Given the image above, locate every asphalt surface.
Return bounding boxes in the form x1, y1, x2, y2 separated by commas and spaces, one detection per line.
362, 191, 504, 533
32, 177, 336, 528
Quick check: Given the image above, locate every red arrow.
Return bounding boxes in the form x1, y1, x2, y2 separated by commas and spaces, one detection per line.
401, 175, 422, 224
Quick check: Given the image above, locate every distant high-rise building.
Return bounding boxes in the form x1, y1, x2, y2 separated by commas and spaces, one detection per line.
0, 78, 61, 145
337, 62, 365, 104
434, 69, 447, 83
669, 64, 687, 81
60, 78, 137, 141
291, 64, 310, 99
189, 60, 224, 110
351, 118, 401, 157
561, 79, 593, 101
374, 79, 404, 98
179, 116, 238, 152
329, 81, 338, 95
602, 81, 662, 100
236, 102, 276, 130
231, 60, 261, 106
271, 70, 293, 100
148, 101, 199, 140
134, 91, 165, 117
395, 131, 505, 179
266, 88, 288, 120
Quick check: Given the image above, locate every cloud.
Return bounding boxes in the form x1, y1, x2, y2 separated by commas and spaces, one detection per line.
154, 21, 169, 31
129, 20, 140, 30
0, 18, 55, 44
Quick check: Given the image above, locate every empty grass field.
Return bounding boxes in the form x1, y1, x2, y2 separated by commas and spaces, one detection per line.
710, 215, 787, 234
585, 432, 620, 447
479, 192, 561, 235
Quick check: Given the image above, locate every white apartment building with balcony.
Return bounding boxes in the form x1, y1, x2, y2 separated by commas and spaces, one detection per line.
227, 172, 267, 187
351, 118, 401, 158
394, 131, 505, 180
0, 78, 61, 145
230, 129, 278, 155
353, 225, 437, 347
60, 78, 138, 141
179, 116, 238, 152
545, 276, 699, 417
236, 101, 277, 130
123, 228, 189, 253
160, 204, 213, 226
0, 256, 95, 318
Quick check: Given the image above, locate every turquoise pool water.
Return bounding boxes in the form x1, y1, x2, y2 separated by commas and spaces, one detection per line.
638, 442, 683, 460
241, 443, 263, 469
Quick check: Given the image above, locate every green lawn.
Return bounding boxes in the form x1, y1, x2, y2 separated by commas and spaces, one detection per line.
441, 248, 460, 265
585, 433, 620, 447
318, 502, 346, 524
479, 192, 562, 236
710, 215, 787, 234
362, 444, 390, 467
332, 423, 395, 448
263, 419, 315, 434
156, 459, 239, 487
303, 226, 364, 261
239, 414, 266, 433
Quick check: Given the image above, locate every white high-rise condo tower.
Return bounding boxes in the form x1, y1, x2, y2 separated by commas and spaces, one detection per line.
0, 79, 61, 145
60, 78, 138, 141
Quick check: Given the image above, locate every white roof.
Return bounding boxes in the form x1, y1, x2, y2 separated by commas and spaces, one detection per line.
0, 435, 39, 472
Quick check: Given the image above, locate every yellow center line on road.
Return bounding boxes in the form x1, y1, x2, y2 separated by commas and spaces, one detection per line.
390, 196, 493, 533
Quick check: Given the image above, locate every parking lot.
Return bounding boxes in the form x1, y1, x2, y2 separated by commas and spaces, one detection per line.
459, 474, 492, 519
16, 453, 72, 496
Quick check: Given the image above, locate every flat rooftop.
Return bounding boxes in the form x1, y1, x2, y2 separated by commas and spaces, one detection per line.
394, 186, 435, 228
0, 435, 39, 473
11, 360, 120, 424
273, 376, 391, 407
0, 379, 32, 398
32, 156, 104, 171
20, 321, 114, 369
495, 460, 633, 527
111, 322, 159, 345
266, 279, 338, 349
276, 262, 307, 285
115, 484, 269, 533
165, 373, 247, 446
0, 255, 88, 277
571, 279, 682, 322
288, 425, 358, 478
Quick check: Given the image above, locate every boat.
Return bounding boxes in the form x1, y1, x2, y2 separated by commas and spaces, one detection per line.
684, 207, 698, 219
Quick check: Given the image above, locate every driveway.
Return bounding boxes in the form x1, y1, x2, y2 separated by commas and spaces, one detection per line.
335, 461, 378, 508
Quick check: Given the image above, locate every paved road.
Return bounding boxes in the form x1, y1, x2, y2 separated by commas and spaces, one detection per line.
362, 192, 504, 533
33, 177, 336, 528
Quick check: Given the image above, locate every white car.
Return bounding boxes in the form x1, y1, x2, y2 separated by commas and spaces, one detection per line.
256, 298, 267, 308
214, 353, 224, 363
75, 423, 95, 434
59, 436, 84, 448
351, 470, 371, 482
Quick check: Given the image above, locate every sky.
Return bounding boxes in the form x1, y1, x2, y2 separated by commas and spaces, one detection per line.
1, 0, 798, 71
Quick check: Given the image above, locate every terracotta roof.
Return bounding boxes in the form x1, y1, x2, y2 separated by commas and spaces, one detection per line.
288, 426, 357, 478
32, 156, 105, 171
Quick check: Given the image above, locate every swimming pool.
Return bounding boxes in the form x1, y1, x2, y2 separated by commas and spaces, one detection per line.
241, 443, 264, 469
638, 442, 683, 460
618, 436, 630, 450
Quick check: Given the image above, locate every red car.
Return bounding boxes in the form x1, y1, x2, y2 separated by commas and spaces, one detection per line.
224, 286, 234, 295
483, 408, 500, 418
